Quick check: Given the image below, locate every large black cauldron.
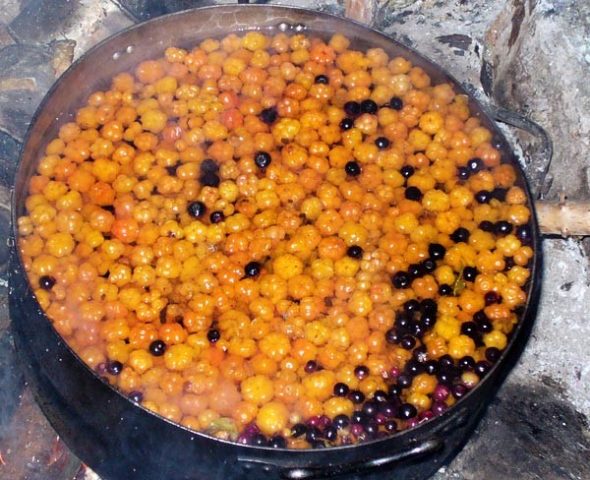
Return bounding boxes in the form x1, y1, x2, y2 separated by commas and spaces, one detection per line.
9, 5, 542, 479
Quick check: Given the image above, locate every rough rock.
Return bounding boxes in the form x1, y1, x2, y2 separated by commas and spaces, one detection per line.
9, 0, 134, 59
0, 2, 589, 480
483, 0, 590, 200
433, 380, 590, 480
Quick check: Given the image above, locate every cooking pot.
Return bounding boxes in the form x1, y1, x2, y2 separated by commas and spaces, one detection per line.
8, 4, 542, 479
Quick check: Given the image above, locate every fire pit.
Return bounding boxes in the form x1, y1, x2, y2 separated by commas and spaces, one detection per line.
3, 0, 590, 478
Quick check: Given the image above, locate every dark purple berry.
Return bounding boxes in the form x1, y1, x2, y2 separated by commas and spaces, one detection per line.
479, 220, 495, 232
452, 384, 467, 399
432, 401, 448, 416
347, 245, 363, 259
362, 401, 378, 416
484, 291, 501, 305
473, 310, 489, 324
373, 390, 388, 403
260, 107, 278, 125
96, 362, 108, 375
424, 360, 439, 375
400, 165, 414, 178
351, 411, 365, 425
306, 427, 321, 443
437, 369, 454, 386
467, 157, 483, 173
404, 299, 420, 315
344, 101, 361, 117
270, 435, 287, 448
516, 224, 532, 243
439, 354, 454, 369
388, 384, 402, 397
207, 329, 220, 343
398, 403, 417, 420
314, 74, 329, 84
254, 151, 272, 169
432, 384, 450, 402
461, 321, 478, 338
339, 117, 354, 130
354, 365, 369, 379
413, 346, 428, 362
380, 403, 397, 418
107, 361, 123, 376
334, 415, 350, 429
475, 190, 491, 203
397, 374, 412, 389
504, 257, 515, 270
364, 422, 379, 437
375, 136, 390, 149
349, 390, 365, 404
149, 340, 166, 356
390, 97, 403, 110
200, 171, 220, 187
410, 322, 425, 338
252, 434, 268, 446
474, 361, 491, 377
458, 356, 475, 370
128, 391, 143, 403
494, 221, 513, 236
396, 311, 411, 330
392, 271, 411, 289
165, 163, 180, 176
244, 261, 261, 278
375, 413, 387, 425
475, 314, 493, 333
385, 328, 400, 344
39, 275, 56, 290
291, 423, 307, 437
244, 423, 260, 436
458, 166, 470, 180
420, 312, 436, 329
485, 347, 501, 363
463, 266, 478, 282
210, 211, 225, 223
345, 161, 361, 176
360, 99, 378, 114
384, 420, 398, 432
333, 382, 349, 397
408, 263, 423, 279
405, 360, 424, 376
405, 186, 422, 201
324, 426, 338, 441
200, 159, 219, 174
420, 299, 437, 315
450, 227, 470, 243
188, 201, 206, 218
492, 188, 507, 201
421, 258, 436, 273
305, 360, 318, 373
428, 243, 446, 260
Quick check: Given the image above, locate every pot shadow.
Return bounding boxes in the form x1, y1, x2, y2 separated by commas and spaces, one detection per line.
0, 310, 25, 439
438, 379, 590, 480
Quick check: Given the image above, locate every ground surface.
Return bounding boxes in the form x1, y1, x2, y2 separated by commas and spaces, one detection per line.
0, 1, 588, 479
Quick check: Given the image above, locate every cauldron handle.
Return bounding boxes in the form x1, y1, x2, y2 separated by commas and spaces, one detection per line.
239, 437, 443, 480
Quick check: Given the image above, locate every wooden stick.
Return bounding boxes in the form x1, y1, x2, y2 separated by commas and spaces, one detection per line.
344, 0, 375, 25
536, 201, 590, 236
